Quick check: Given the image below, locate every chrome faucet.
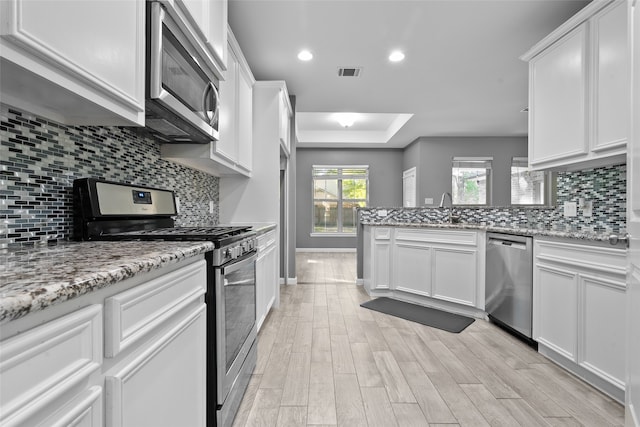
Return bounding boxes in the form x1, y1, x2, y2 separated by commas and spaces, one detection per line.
439, 192, 460, 223
439, 192, 452, 208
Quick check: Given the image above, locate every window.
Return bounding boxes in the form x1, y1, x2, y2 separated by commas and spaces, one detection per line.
313, 166, 368, 234
451, 157, 492, 205
511, 157, 547, 205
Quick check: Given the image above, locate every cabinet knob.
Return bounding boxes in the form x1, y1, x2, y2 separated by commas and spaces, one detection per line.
608, 233, 629, 248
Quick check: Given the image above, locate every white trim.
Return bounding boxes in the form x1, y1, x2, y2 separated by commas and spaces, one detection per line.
280, 277, 298, 285
296, 247, 356, 253
356, 278, 364, 286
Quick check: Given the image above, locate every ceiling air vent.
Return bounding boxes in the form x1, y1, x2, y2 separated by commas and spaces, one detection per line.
338, 67, 362, 77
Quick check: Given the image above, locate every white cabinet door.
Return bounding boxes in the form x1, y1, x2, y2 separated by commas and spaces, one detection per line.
580, 275, 626, 391
216, 45, 239, 163
207, 0, 228, 68
529, 24, 588, 166
256, 231, 277, 331
592, 0, 628, 153
279, 89, 291, 154
393, 243, 431, 297
105, 304, 207, 427
39, 386, 102, 427
177, 0, 227, 68
237, 61, 254, 171
0, 305, 102, 427
432, 247, 477, 307
373, 241, 391, 291
535, 264, 578, 362
0, 0, 144, 125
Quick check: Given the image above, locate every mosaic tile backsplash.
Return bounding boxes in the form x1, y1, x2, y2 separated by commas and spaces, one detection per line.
359, 163, 627, 232
1, 105, 220, 249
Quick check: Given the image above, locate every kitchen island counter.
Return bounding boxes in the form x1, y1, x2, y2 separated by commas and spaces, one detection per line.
360, 220, 625, 246
0, 240, 214, 325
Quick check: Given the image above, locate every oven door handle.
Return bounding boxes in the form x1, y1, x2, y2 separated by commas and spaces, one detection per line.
221, 252, 257, 276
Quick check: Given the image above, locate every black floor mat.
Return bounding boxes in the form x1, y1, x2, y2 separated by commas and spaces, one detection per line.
360, 297, 475, 333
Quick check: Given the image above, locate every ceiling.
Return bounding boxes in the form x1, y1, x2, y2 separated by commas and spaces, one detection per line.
228, 0, 590, 149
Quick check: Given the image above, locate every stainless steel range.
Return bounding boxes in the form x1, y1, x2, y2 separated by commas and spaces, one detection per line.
73, 178, 256, 427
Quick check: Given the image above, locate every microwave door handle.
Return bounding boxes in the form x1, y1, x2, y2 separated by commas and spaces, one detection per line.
203, 82, 219, 126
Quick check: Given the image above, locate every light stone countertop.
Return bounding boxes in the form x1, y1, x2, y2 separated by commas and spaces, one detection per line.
360, 221, 626, 246
0, 240, 214, 325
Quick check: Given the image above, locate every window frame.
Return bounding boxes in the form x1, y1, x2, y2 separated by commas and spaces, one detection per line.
451, 157, 493, 206
311, 165, 369, 236
510, 157, 553, 206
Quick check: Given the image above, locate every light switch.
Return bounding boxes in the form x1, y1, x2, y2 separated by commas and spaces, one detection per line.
424, 198, 433, 205
564, 201, 577, 217
377, 209, 388, 217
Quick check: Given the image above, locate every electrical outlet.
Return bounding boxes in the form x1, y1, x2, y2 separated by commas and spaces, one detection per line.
424, 198, 433, 205
209, 200, 214, 214
583, 200, 593, 217
377, 209, 388, 217
563, 201, 577, 217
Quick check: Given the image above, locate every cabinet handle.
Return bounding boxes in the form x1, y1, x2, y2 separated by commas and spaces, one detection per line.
608, 233, 629, 248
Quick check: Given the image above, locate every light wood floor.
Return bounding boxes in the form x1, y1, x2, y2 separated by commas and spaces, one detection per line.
232, 252, 624, 427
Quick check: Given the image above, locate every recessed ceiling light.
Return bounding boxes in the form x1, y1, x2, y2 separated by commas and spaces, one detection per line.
389, 51, 405, 62
334, 113, 358, 128
298, 50, 313, 61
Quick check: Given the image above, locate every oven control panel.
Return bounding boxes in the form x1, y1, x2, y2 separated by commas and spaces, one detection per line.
221, 238, 257, 263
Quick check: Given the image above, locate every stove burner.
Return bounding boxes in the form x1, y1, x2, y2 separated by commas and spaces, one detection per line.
110, 226, 252, 239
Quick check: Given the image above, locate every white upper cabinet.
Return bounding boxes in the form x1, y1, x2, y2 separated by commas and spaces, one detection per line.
591, 1, 628, 153
161, 0, 228, 74
161, 28, 254, 176
521, 0, 628, 171
528, 25, 588, 166
279, 88, 293, 155
0, 0, 145, 126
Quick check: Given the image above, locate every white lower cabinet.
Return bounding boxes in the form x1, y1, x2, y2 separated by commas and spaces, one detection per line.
432, 247, 477, 306
533, 238, 626, 401
105, 305, 206, 427
394, 241, 431, 297
535, 264, 578, 360
256, 229, 278, 331
363, 226, 484, 313
363, 227, 391, 293
0, 257, 208, 427
0, 305, 103, 427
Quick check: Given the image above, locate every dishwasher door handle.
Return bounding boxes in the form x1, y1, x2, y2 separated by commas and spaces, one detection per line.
488, 239, 527, 250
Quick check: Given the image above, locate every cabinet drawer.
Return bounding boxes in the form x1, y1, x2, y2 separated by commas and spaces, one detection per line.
104, 259, 206, 358
534, 239, 626, 278
374, 227, 391, 240
0, 305, 102, 427
395, 228, 477, 246
257, 230, 277, 251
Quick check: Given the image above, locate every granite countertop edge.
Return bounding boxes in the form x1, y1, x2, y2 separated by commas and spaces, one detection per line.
0, 241, 215, 325
360, 221, 620, 244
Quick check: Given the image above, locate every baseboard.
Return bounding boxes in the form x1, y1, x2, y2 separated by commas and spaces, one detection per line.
356, 278, 364, 286
296, 247, 356, 253
280, 277, 297, 285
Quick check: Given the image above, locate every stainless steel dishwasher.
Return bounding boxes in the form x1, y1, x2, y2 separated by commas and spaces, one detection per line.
485, 232, 534, 342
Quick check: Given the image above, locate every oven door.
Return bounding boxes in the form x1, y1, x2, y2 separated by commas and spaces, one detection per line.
148, 2, 219, 142
215, 252, 257, 406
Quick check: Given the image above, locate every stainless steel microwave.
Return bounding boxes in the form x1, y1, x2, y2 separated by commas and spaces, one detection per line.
145, 1, 220, 143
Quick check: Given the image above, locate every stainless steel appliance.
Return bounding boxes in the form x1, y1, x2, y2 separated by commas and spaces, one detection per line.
485, 232, 535, 342
73, 178, 256, 427
145, 1, 220, 143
